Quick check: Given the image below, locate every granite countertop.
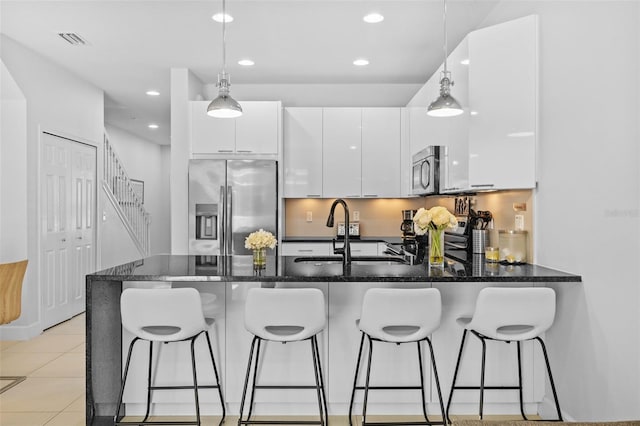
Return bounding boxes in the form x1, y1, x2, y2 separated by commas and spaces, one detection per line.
88, 254, 581, 283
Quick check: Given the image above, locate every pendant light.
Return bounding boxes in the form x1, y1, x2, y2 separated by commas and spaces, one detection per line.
207, 0, 242, 118
427, 0, 464, 117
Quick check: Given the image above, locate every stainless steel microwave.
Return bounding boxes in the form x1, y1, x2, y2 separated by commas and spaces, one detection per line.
412, 146, 443, 195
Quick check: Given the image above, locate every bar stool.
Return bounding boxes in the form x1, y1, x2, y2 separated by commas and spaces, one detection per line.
445, 287, 562, 422
114, 287, 226, 426
348, 288, 446, 426
239, 287, 328, 426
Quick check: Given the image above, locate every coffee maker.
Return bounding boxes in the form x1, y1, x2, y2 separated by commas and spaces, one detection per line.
401, 209, 417, 240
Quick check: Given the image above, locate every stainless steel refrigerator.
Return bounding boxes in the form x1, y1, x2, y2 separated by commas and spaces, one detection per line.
188, 159, 278, 255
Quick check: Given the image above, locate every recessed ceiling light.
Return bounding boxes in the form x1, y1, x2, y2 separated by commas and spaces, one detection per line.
212, 13, 233, 23
146, 90, 160, 96
363, 13, 384, 24
470, 111, 479, 116
460, 58, 470, 65
238, 59, 254, 66
353, 59, 369, 66
148, 124, 159, 129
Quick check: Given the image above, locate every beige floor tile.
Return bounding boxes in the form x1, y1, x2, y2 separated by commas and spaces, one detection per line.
43, 410, 85, 426
3, 334, 83, 354
0, 352, 63, 376
70, 343, 85, 354
0, 340, 19, 351
30, 353, 85, 378
0, 377, 84, 412
44, 317, 86, 336
64, 395, 85, 412
0, 411, 57, 426
122, 415, 227, 425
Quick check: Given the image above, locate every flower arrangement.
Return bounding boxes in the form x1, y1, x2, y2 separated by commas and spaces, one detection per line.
413, 207, 457, 266
244, 229, 277, 250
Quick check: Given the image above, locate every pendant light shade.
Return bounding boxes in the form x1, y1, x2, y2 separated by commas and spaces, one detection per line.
207, 0, 242, 118
427, 0, 464, 118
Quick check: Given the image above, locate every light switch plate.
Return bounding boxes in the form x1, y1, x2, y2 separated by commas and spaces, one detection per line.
306, 211, 313, 222
353, 211, 360, 221
515, 214, 524, 230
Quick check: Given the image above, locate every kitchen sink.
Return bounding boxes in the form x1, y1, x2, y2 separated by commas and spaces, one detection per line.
293, 255, 409, 265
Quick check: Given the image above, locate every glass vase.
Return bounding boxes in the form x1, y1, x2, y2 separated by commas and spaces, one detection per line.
429, 228, 445, 267
252, 248, 267, 270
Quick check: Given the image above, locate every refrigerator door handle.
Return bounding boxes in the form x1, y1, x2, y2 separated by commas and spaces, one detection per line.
219, 186, 226, 255
226, 185, 233, 255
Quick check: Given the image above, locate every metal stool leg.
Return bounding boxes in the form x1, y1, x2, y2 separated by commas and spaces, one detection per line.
114, 337, 140, 424
348, 332, 366, 426
312, 336, 329, 426
446, 329, 468, 424
417, 341, 430, 422
190, 337, 201, 426
142, 341, 154, 422
310, 337, 326, 426
205, 331, 226, 425
479, 335, 487, 419
245, 338, 262, 423
516, 341, 527, 420
426, 337, 446, 426
361, 336, 374, 426
238, 336, 259, 426
536, 337, 563, 421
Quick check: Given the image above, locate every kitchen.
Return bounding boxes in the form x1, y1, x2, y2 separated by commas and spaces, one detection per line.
0, 1, 639, 425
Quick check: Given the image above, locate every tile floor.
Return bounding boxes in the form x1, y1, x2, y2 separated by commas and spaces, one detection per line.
1, 313, 531, 426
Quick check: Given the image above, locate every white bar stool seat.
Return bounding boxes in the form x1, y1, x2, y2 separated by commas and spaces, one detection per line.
348, 288, 446, 426
114, 288, 225, 426
239, 287, 328, 426
445, 287, 562, 422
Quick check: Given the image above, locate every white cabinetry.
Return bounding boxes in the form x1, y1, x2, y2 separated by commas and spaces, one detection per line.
284, 108, 323, 198
468, 15, 537, 190
361, 108, 401, 198
322, 108, 362, 198
190, 101, 280, 155
281, 241, 380, 257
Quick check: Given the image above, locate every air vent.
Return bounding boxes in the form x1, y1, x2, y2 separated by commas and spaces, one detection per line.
57, 33, 89, 46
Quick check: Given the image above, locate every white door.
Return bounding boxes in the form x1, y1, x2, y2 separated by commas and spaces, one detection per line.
41, 133, 96, 328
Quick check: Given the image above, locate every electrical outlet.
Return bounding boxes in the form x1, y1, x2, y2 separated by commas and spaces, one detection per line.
306, 211, 313, 222
513, 202, 527, 212
353, 211, 360, 221
515, 214, 524, 230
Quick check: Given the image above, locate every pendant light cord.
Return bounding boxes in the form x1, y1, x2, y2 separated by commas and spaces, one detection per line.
222, 0, 227, 74
442, 0, 448, 74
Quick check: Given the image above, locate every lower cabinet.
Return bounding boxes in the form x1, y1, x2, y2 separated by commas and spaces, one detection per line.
281, 241, 381, 257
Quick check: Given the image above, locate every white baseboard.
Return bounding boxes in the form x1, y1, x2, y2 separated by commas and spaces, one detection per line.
0, 321, 43, 340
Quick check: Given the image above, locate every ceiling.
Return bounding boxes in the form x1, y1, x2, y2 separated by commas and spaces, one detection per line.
0, 0, 500, 145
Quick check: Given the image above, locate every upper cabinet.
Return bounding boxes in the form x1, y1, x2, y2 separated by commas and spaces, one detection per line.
284, 108, 324, 198
361, 108, 401, 198
468, 15, 537, 190
190, 101, 280, 155
322, 108, 362, 198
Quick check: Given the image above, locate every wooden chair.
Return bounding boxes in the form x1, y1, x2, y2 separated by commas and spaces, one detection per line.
0, 259, 28, 325
0, 259, 28, 394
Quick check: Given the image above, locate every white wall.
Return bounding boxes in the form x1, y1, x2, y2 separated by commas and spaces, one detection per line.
105, 125, 171, 255
479, 2, 640, 421
0, 35, 104, 337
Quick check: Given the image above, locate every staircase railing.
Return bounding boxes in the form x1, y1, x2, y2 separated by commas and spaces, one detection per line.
103, 133, 151, 256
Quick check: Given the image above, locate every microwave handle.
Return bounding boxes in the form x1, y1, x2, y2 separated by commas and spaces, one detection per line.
421, 160, 431, 189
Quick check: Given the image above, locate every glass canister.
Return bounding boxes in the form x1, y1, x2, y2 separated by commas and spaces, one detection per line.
498, 230, 528, 264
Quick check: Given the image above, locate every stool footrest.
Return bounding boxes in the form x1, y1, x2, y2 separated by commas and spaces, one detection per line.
452, 385, 521, 390
362, 421, 446, 426
116, 421, 199, 425
149, 385, 220, 390
254, 385, 320, 390
355, 385, 423, 390
239, 421, 323, 425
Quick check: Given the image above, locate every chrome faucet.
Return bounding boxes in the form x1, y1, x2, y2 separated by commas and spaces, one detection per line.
326, 198, 351, 268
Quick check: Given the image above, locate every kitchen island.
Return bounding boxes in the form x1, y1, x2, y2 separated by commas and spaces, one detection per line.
86, 254, 580, 425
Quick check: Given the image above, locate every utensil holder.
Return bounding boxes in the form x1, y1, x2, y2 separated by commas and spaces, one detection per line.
472, 229, 488, 254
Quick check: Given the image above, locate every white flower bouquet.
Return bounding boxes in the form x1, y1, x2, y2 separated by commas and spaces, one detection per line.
244, 229, 277, 250
412, 206, 457, 235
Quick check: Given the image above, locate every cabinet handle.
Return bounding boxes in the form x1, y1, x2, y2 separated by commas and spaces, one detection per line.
298, 249, 314, 252
306, 194, 321, 198
347, 195, 360, 198
237, 150, 253, 153
363, 194, 378, 198
217, 150, 233, 153
470, 184, 495, 188
443, 187, 459, 191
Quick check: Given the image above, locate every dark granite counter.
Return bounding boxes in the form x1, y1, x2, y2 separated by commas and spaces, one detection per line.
87, 254, 581, 283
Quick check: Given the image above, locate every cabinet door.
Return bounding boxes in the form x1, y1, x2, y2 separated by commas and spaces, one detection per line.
284, 108, 323, 198
468, 15, 537, 190
235, 101, 279, 154
440, 37, 470, 193
190, 101, 235, 154
349, 242, 378, 256
280, 242, 332, 256
361, 108, 401, 198
322, 108, 362, 198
